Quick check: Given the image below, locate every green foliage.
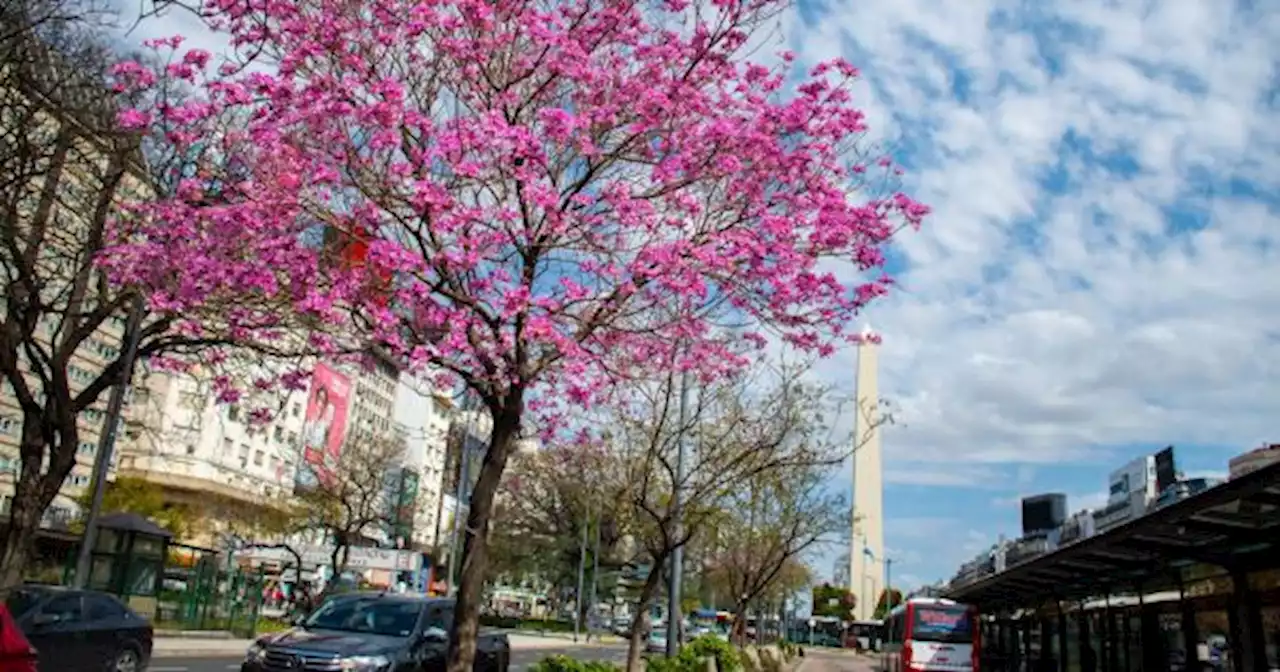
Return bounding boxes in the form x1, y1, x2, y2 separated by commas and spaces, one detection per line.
810, 583, 855, 619
778, 641, 797, 659
645, 655, 692, 672
531, 655, 622, 672
686, 635, 740, 672
645, 635, 737, 672
872, 588, 904, 619
737, 649, 759, 672
73, 476, 195, 540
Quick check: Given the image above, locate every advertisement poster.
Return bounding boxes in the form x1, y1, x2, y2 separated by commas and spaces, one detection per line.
296, 362, 351, 490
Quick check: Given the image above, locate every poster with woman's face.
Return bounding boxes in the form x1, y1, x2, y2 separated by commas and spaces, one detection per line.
297, 362, 352, 489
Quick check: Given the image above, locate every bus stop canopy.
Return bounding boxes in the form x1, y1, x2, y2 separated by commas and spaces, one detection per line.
945, 460, 1280, 611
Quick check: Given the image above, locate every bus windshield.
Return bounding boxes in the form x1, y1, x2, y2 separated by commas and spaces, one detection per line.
911, 605, 972, 644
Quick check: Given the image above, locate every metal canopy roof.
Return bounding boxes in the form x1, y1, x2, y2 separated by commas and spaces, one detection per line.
944, 460, 1280, 612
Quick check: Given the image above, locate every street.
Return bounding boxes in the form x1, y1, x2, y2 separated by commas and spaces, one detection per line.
795, 647, 879, 672
149, 642, 631, 672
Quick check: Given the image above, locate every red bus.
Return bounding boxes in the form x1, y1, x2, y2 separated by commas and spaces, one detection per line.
881, 598, 979, 671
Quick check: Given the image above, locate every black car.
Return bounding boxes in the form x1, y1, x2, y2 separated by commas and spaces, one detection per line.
1, 584, 153, 672
243, 593, 510, 672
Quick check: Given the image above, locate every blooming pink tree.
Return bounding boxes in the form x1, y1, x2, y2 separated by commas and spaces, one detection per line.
109, 0, 926, 667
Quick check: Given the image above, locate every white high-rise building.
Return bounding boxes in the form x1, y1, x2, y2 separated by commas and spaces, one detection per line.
118, 361, 311, 545
848, 326, 885, 621
392, 377, 454, 550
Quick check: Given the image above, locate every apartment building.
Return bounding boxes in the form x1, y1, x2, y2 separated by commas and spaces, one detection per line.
391, 377, 453, 550
0, 38, 152, 530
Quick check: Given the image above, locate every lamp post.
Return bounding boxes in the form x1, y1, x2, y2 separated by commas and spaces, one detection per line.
73, 297, 145, 589
665, 367, 690, 657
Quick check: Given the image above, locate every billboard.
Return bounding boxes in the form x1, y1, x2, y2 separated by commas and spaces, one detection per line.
391, 467, 419, 545
296, 363, 352, 489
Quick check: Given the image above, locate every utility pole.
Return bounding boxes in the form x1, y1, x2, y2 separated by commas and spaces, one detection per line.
665, 367, 690, 657
73, 297, 146, 588
573, 509, 589, 642
588, 504, 601, 634
447, 395, 476, 596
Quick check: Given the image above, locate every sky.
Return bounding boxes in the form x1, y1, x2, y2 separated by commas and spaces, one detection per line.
112, 0, 1280, 599
775, 0, 1280, 593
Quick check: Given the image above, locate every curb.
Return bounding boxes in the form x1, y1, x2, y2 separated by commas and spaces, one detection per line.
154, 630, 239, 640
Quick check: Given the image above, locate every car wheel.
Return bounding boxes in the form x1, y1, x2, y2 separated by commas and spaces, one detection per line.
112, 647, 141, 672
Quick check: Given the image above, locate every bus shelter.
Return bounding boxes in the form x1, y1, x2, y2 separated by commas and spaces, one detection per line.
945, 461, 1280, 672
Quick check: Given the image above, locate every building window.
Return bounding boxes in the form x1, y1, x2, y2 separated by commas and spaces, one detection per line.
77, 442, 95, 456
186, 444, 196, 455
253, 450, 264, 466
223, 438, 233, 453
239, 444, 249, 460
292, 403, 301, 418
228, 405, 240, 422
0, 417, 14, 435
273, 426, 284, 442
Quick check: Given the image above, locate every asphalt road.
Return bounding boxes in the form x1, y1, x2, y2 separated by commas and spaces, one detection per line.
149, 643, 631, 672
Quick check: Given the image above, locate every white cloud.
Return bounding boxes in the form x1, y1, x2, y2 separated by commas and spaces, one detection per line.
787, 0, 1280, 470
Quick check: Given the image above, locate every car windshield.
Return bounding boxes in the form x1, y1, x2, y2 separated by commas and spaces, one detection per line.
303, 597, 423, 637
1, 588, 44, 619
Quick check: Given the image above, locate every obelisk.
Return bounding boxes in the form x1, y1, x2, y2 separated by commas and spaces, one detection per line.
848, 325, 884, 621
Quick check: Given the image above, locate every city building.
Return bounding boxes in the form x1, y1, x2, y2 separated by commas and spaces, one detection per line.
0, 39, 153, 530
1092, 447, 1177, 533
117, 360, 312, 546
118, 348, 411, 549
391, 376, 454, 550
848, 326, 884, 621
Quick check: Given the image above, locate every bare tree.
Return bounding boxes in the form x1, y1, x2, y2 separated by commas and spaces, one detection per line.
488, 444, 636, 614
291, 431, 406, 579
704, 462, 846, 643
601, 362, 850, 672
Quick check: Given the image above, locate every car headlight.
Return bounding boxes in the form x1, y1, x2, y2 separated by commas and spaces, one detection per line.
339, 654, 391, 671
244, 642, 267, 663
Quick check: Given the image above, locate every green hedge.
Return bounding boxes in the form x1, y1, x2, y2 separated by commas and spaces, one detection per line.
644, 635, 738, 672
530, 655, 622, 672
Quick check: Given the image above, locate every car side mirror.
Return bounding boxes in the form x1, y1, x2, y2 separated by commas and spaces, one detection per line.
421, 627, 447, 644
31, 613, 61, 627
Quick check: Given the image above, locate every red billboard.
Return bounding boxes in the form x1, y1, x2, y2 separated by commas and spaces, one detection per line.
297, 362, 351, 489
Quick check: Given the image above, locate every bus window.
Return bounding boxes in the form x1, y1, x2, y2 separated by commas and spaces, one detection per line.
912, 604, 973, 644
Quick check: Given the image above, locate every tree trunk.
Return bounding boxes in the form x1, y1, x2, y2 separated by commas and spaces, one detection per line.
0, 487, 42, 587
0, 421, 72, 587
444, 401, 522, 672
731, 600, 750, 646
625, 558, 668, 672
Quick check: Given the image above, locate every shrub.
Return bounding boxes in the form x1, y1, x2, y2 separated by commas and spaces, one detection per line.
686, 635, 741, 672
738, 649, 759, 672
532, 655, 622, 672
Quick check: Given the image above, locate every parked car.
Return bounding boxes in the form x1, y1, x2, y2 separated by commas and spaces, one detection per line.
1, 584, 152, 672
244, 592, 510, 672
645, 628, 668, 654
0, 602, 36, 672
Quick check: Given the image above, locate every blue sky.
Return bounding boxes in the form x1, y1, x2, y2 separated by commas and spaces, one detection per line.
123, 0, 1279, 601
778, 0, 1280, 593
